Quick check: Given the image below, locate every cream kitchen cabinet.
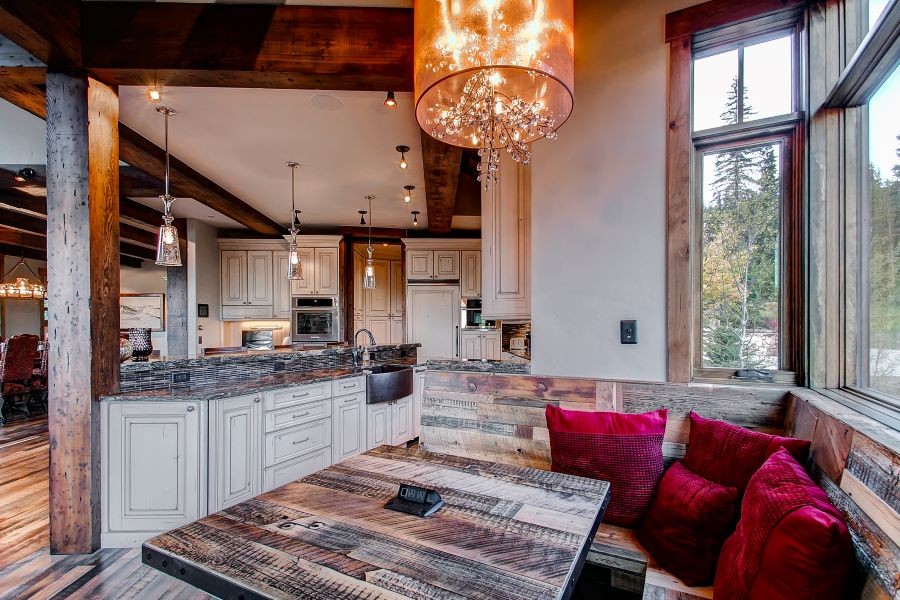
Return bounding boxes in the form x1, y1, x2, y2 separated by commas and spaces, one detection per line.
208, 393, 262, 512
362, 259, 404, 344
101, 401, 206, 547
413, 367, 425, 439
458, 330, 501, 360
273, 251, 293, 319
407, 285, 461, 361
365, 260, 391, 316
405, 250, 459, 281
332, 389, 366, 463
221, 250, 274, 319
366, 397, 413, 450
482, 153, 531, 319
364, 316, 390, 345
461, 250, 482, 298
291, 248, 340, 297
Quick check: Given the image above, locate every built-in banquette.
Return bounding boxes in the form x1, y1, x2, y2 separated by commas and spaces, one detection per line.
419, 371, 899, 600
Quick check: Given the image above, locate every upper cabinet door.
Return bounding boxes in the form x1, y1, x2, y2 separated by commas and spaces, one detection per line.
272, 251, 292, 318
390, 260, 405, 316
246, 251, 274, 306
406, 250, 434, 280
460, 250, 482, 298
365, 259, 391, 317
433, 251, 460, 280
289, 248, 316, 296
221, 251, 248, 306
314, 248, 340, 296
482, 153, 531, 319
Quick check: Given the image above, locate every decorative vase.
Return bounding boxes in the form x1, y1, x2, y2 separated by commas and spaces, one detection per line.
119, 336, 133, 363
128, 328, 153, 362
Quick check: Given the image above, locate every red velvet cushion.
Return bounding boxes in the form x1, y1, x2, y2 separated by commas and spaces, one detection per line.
684, 412, 810, 491
637, 461, 738, 585
545, 406, 667, 527
714, 448, 852, 600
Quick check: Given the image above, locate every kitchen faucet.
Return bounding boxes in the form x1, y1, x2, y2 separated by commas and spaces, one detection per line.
352, 328, 376, 367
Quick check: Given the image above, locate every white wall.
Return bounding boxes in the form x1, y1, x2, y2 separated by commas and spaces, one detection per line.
120, 262, 169, 356
0, 99, 45, 164
531, 0, 699, 381
1, 257, 44, 338
187, 219, 223, 355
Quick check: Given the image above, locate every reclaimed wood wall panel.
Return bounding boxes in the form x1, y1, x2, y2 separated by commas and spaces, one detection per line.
787, 391, 900, 599
421, 372, 792, 469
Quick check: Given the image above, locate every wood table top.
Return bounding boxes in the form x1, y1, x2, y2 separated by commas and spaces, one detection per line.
143, 445, 609, 600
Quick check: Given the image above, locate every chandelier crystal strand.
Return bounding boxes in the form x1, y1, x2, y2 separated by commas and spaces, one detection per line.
286, 162, 303, 280
364, 195, 376, 289
415, 0, 574, 188
155, 106, 182, 266
0, 255, 45, 299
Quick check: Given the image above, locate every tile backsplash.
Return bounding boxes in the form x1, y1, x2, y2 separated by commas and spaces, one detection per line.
502, 322, 531, 352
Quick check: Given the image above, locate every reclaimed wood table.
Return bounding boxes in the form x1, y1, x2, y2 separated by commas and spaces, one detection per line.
143, 445, 609, 600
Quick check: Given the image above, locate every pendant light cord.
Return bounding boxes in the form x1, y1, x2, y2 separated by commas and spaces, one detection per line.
367, 195, 373, 249
164, 110, 170, 198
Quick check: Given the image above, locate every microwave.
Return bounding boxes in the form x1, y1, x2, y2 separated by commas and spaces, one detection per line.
291, 297, 341, 343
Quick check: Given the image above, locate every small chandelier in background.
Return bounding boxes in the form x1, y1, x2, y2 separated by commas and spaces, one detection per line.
364, 195, 376, 289
155, 106, 182, 267
396, 145, 410, 170
0, 251, 45, 299
403, 185, 415, 203
285, 161, 303, 280
411, 210, 420, 227
414, 0, 574, 187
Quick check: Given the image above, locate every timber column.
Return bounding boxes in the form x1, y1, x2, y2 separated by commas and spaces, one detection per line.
45, 74, 120, 554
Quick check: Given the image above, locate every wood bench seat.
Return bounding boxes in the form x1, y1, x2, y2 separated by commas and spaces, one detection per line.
588, 523, 714, 599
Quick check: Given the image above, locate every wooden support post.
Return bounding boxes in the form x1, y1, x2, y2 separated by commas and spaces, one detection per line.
167, 218, 188, 356
45, 73, 120, 554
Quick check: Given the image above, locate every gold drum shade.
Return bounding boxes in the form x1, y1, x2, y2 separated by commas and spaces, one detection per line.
414, 0, 574, 153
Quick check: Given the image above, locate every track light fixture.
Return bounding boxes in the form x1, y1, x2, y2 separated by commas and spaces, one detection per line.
411, 210, 420, 226
147, 87, 161, 102
384, 91, 397, 108
403, 185, 415, 203
358, 210, 367, 225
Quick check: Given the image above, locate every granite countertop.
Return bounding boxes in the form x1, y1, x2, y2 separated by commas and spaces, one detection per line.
424, 359, 531, 375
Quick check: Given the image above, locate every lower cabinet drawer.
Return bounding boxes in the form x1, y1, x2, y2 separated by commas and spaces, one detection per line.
264, 418, 331, 468
262, 447, 331, 492
265, 382, 332, 412
265, 398, 331, 433
221, 305, 274, 320
334, 376, 365, 396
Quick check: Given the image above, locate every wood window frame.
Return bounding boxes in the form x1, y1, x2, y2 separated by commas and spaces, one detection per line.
665, 0, 806, 384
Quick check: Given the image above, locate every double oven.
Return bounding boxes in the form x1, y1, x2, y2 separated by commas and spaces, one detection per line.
291, 297, 341, 343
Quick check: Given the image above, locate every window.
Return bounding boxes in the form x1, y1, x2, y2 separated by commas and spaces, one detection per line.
859, 65, 900, 398
690, 29, 802, 382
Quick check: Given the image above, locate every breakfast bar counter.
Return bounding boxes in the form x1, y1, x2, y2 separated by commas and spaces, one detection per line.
143, 445, 609, 600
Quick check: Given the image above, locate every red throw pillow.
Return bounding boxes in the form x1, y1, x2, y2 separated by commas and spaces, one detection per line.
637, 461, 738, 585
683, 412, 810, 491
715, 448, 852, 600
545, 406, 667, 527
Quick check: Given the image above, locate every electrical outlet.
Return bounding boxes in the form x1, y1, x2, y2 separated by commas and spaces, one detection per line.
274, 362, 286, 372
172, 372, 190, 384
620, 320, 637, 344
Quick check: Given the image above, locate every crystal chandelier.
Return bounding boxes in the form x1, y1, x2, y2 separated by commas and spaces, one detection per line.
285, 161, 303, 280
0, 255, 45, 299
415, 0, 574, 186
364, 194, 376, 289
155, 106, 182, 266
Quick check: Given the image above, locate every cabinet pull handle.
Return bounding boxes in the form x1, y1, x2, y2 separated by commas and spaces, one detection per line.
186, 406, 195, 412
292, 437, 311, 445
292, 411, 310, 419
293, 392, 310, 398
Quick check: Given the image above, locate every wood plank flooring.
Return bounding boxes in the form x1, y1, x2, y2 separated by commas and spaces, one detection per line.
0, 416, 210, 599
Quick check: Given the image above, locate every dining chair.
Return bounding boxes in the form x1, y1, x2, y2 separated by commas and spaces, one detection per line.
0, 334, 40, 424
30, 337, 49, 412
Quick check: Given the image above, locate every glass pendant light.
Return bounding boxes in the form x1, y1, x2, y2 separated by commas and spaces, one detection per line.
411, 210, 420, 227
396, 145, 410, 170
403, 185, 415, 203
363, 194, 376, 289
155, 106, 182, 266
285, 161, 303, 280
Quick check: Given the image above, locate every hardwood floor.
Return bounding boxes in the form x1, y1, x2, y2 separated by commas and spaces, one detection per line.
0, 416, 210, 599
0, 416, 49, 570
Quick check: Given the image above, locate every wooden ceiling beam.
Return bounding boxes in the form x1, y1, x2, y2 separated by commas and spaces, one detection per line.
80, 3, 413, 91
0, 0, 80, 68
0, 241, 142, 269
419, 130, 462, 234
0, 67, 46, 118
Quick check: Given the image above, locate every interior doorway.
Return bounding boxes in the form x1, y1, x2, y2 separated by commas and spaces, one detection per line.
350, 242, 405, 347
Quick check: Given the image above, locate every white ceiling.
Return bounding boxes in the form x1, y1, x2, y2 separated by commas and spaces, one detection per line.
119, 86, 427, 230
85, 1, 412, 5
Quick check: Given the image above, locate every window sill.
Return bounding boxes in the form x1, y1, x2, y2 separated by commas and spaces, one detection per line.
792, 388, 900, 453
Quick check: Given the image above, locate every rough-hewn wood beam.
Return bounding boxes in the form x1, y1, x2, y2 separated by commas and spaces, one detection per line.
0, 0, 80, 67
81, 2, 413, 91
420, 131, 462, 234
119, 125, 285, 236
0, 238, 143, 268
119, 196, 162, 226
0, 67, 45, 118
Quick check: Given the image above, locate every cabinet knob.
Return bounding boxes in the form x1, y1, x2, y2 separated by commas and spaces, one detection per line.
254, 397, 261, 403
186, 405, 195, 412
